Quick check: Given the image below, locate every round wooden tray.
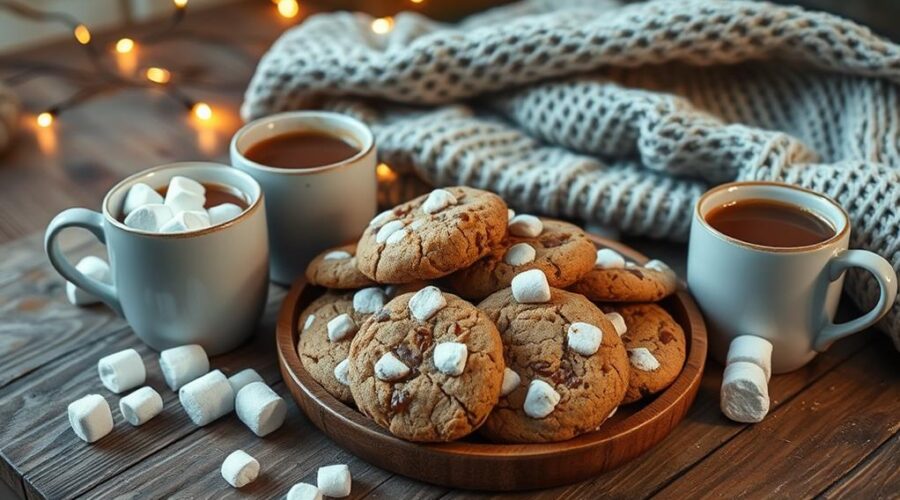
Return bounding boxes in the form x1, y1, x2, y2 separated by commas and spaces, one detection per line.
276, 235, 707, 491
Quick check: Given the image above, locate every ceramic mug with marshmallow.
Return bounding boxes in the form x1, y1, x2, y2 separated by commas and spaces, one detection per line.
45, 162, 269, 355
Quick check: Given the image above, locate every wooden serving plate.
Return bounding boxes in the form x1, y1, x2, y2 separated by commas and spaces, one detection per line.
276, 235, 707, 491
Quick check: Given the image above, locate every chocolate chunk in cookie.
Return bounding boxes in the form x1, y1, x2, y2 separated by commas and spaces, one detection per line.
305, 243, 376, 289
569, 248, 678, 302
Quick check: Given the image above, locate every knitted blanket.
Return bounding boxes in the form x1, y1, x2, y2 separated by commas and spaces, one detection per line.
243, 0, 900, 345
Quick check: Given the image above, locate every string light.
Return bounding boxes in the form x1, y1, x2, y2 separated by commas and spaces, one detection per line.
145, 67, 172, 84
376, 163, 397, 182
173, 0, 188, 8
73, 24, 91, 45
192, 102, 213, 121
36, 112, 55, 128
115, 38, 134, 54
370, 17, 394, 34
276, 0, 299, 18
410, 0, 424, 3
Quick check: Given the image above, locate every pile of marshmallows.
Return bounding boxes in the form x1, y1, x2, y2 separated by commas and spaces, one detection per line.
121, 176, 243, 233
66, 345, 351, 497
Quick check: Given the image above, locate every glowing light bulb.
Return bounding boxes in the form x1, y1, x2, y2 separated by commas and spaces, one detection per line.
370, 17, 394, 34
37, 112, 54, 128
115, 38, 134, 54
145, 67, 171, 84
73, 24, 91, 45
376, 163, 397, 182
192, 102, 213, 121
173, 0, 188, 8
410, 0, 424, 3
277, 0, 299, 18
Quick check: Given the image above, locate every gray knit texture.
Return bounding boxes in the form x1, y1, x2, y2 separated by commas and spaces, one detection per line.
243, 0, 900, 345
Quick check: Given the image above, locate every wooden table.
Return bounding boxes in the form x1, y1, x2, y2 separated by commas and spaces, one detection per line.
1, 3, 897, 498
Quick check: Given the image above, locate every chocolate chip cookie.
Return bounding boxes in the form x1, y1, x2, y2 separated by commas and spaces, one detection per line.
305, 243, 376, 289
569, 248, 678, 302
347, 287, 505, 442
355, 187, 508, 284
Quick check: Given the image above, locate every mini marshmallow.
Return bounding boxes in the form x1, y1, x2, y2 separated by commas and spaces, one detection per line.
122, 182, 163, 216
68, 394, 113, 443
374, 352, 410, 381
511, 269, 551, 303
228, 368, 264, 395
334, 359, 350, 385
508, 214, 543, 237
433, 342, 468, 376
164, 185, 205, 213
421, 188, 457, 214
323, 250, 352, 260
159, 210, 211, 234
317, 464, 352, 498
303, 314, 316, 331
606, 312, 627, 336
524, 380, 561, 419
504, 243, 536, 266
369, 209, 393, 227
160, 344, 209, 390
507, 208, 516, 220
567, 322, 603, 356
727, 335, 773, 381
595, 248, 626, 269
375, 220, 405, 243
408, 286, 447, 321
119, 386, 163, 426
235, 382, 287, 437
385, 228, 408, 245
66, 256, 111, 306
721, 361, 770, 423
628, 347, 661, 371
353, 287, 386, 314
97, 348, 146, 393
124, 203, 173, 232
500, 367, 521, 396
169, 175, 205, 196
409, 218, 427, 231
287, 483, 322, 500
221, 450, 259, 488
645, 259, 672, 274
208, 203, 243, 226
178, 369, 234, 426
327, 314, 357, 342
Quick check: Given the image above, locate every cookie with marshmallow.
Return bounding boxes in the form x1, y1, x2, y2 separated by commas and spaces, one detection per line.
304, 243, 376, 289
570, 250, 679, 302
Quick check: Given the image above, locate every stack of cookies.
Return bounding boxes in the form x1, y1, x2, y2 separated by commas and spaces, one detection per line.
297, 187, 686, 443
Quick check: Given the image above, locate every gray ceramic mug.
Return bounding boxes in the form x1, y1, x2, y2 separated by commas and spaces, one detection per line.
44, 162, 269, 355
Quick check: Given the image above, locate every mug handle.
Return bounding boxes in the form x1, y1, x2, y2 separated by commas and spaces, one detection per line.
44, 208, 123, 316
814, 249, 897, 351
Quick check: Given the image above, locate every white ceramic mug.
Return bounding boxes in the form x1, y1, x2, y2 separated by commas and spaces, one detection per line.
688, 181, 897, 373
45, 162, 269, 355
230, 111, 377, 285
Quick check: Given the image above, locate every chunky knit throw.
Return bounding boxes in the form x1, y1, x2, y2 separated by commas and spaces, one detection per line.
243, 0, 900, 345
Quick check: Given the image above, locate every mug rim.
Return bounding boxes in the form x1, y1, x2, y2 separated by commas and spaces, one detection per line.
102, 162, 264, 239
694, 181, 850, 253
229, 110, 375, 176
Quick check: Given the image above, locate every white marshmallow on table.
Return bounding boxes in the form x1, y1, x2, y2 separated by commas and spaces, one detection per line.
508, 214, 543, 237
323, 250, 352, 260
159, 210, 211, 234
97, 348, 146, 393
228, 368, 264, 395
628, 347, 661, 371
333, 359, 350, 385
606, 312, 627, 336
524, 380, 561, 419
178, 369, 234, 426
207, 203, 243, 226
66, 256, 111, 306
119, 386, 163, 426
408, 286, 447, 321
236, 382, 287, 437
68, 394, 113, 443
122, 182, 163, 216
160, 344, 209, 390
595, 248, 626, 269
500, 367, 521, 396
375, 220, 405, 243
287, 483, 322, 500
327, 314, 357, 342
721, 361, 770, 423
317, 464, 352, 498
123, 204, 173, 232
511, 269, 551, 303
385, 228, 408, 245
221, 450, 259, 488
567, 322, 603, 356
433, 342, 468, 376
727, 335, 773, 381
353, 287, 386, 314
421, 188, 457, 214
303, 314, 316, 331
374, 352, 410, 381
504, 243, 536, 266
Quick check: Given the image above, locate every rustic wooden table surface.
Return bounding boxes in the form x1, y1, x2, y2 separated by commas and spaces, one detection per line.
1, 3, 897, 499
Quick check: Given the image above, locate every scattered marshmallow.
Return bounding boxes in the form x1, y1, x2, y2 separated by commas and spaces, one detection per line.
208, 203, 243, 226
595, 248, 626, 269
334, 359, 350, 385
374, 352, 410, 381
169, 175, 205, 196
228, 368, 265, 395
421, 189, 457, 214
511, 269, 551, 303
122, 183, 163, 216
606, 312, 627, 336
524, 380, 561, 419
408, 286, 447, 321
327, 314, 357, 342
508, 214, 543, 237
221, 450, 259, 488
375, 220, 405, 243
119, 386, 163, 426
504, 243, 536, 266
159, 210, 211, 233
433, 342, 468, 376
178, 369, 234, 426
507, 208, 515, 220
97, 348, 146, 393
66, 256, 111, 306
287, 483, 322, 500
628, 347, 660, 371
500, 368, 521, 396
303, 314, 316, 331
567, 322, 603, 356
235, 382, 287, 437
727, 335, 773, 381
369, 209, 393, 228
124, 204, 173, 232
385, 228, 408, 245
353, 287, 386, 314
160, 344, 209, 390
68, 394, 113, 443
317, 464, 352, 498
721, 361, 770, 423
323, 250, 352, 260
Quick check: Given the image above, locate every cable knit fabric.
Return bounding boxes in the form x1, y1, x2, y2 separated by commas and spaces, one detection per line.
243, 0, 900, 345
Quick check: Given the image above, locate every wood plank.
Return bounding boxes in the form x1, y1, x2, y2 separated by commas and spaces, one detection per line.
362, 475, 446, 499
821, 432, 900, 499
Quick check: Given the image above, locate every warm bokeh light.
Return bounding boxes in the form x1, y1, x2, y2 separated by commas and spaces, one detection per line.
115, 38, 134, 54
173, 0, 188, 8
371, 17, 394, 34
145, 67, 171, 84
73, 24, 91, 44
376, 163, 397, 182
192, 102, 213, 121
410, 0, 424, 3
36, 112, 54, 128
277, 0, 299, 18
